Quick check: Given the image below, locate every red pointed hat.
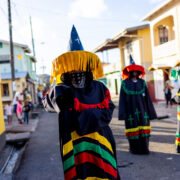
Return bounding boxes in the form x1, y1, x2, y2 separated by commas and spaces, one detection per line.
122, 55, 145, 80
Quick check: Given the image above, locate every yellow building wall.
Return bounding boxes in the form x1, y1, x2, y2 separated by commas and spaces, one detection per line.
138, 28, 154, 82
138, 28, 153, 63
117, 28, 153, 81
0, 75, 5, 135
1, 78, 27, 105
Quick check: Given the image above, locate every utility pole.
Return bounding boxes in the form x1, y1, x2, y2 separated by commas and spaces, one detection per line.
8, 0, 15, 95
30, 16, 36, 57
40, 65, 46, 74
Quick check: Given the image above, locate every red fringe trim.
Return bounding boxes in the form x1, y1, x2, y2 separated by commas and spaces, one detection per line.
74, 90, 111, 112
122, 64, 145, 80
126, 130, 151, 137
75, 152, 117, 178
64, 166, 76, 180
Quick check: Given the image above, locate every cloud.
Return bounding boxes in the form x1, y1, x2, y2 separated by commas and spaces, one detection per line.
68, 0, 108, 19
149, 0, 164, 4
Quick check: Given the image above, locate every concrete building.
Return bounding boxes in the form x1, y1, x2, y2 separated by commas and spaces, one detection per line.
93, 24, 155, 99
0, 40, 37, 104
142, 0, 180, 100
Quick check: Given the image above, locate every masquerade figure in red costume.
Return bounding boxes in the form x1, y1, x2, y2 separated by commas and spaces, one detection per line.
118, 55, 157, 154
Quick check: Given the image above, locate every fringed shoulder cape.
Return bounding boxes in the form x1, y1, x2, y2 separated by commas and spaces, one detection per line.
43, 80, 120, 180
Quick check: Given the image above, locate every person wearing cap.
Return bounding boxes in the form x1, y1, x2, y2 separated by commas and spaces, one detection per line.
43, 26, 120, 180
118, 55, 157, 154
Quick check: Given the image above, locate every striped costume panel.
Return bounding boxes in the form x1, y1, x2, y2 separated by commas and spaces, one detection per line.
125, 126, 151, 139
63, 130, 118, 180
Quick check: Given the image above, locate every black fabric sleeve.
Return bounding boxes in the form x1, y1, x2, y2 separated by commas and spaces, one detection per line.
118, 84, 127, 120
42, 84, 74, 113
76, 100, 115, 136
145, 85, 157, 120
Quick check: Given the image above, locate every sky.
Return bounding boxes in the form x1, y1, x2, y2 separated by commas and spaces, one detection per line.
0, 0, 165, 74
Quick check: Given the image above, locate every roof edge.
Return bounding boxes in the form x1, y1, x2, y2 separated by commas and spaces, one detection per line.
141, 0, 173, 21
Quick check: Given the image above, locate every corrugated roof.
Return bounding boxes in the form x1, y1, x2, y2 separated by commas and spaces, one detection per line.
0, 39, 31, 53
0, 55, 10, 61
1, 71, 28, 80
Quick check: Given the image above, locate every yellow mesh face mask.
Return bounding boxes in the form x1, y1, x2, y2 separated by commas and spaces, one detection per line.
50, 51, 104, 84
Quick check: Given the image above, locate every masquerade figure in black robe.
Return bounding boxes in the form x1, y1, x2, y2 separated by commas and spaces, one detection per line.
43, 25, 120, 180
118, 55, 157, 154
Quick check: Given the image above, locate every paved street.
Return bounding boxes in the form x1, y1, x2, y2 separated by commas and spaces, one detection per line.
13, 104, 180, 180
13, 110, 64, 180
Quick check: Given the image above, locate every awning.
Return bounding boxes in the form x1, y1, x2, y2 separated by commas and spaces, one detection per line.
148, 64, 171, 75
174, 61, 180, 67
148, 64, 171, 71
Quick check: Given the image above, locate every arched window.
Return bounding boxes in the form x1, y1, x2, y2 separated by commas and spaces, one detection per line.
158, 25, 168, 44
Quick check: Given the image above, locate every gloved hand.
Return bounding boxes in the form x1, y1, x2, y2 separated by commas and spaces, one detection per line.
55, 85, 74, 110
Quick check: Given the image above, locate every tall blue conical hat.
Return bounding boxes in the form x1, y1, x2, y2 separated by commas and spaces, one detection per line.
129, 54, 135, 64
50, 25, 104, 84
68, 25, 84, 51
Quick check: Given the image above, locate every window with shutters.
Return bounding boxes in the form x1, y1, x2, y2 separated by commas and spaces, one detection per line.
158, 25, 168, 44
1, 83, 9, 96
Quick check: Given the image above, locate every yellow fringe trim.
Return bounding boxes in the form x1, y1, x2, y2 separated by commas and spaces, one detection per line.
176, 93, 180, 96
175, 140, 180, 146
63, 130, 114, 156
125, 126, 151, 133
50, 51, 104, 84
177, 115, 180, 121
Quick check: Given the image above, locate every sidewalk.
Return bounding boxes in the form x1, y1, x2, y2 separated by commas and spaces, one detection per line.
0, 112, 39, 180
13, 110, 64, 180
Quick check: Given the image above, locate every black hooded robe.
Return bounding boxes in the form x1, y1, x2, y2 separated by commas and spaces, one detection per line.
43, 80, 120, 180
118, 78, 157, 154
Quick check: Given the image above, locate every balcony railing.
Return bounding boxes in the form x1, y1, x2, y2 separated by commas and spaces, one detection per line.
153, 40, 177, 59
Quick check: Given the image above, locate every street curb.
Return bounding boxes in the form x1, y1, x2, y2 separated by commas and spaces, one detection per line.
12, 142, 28, 175
2, 115, 40, 179
12, 117, 40, 176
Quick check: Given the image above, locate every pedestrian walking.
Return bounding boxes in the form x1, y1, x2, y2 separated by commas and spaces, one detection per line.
23, 101, 31, 124
43, 26, 120, 179
17, 100, 23, 125
12, 92, 24, 116
118, 55, 157, 154
37, 89, 42, 107
164, 81, 173, 108
4, 102, 13, 125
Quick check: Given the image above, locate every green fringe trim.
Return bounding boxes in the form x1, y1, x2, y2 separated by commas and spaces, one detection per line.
177, 106, 180, 112
121, 80, 146, 95
176, 132, 180, 138
126, 134, 151, 140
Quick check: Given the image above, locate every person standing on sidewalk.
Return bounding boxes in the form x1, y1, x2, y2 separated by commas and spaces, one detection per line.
43, 26, 120, 180
4, 102, 13, 125
118, 55, 157, 154
17, 100, 23, 125
23, 101, 31, 124
37, 89, 43, 108
164, 81, 173, 108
